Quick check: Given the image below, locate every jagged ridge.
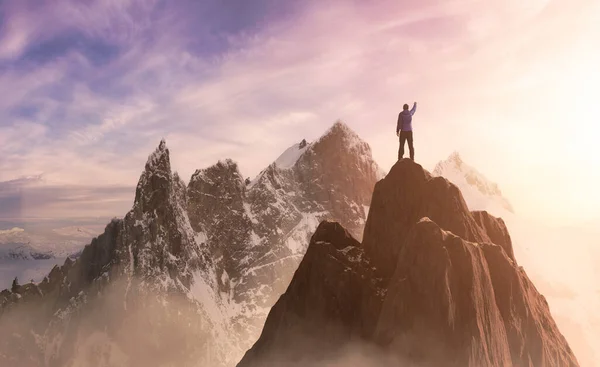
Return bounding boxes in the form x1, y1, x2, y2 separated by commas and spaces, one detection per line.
0, 121, 381, 367
238, 159, 578, 367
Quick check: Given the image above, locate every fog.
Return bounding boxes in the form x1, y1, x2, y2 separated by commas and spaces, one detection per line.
0, 276, 225, 367
506, 215, 600, 367
239, 341, 434, 367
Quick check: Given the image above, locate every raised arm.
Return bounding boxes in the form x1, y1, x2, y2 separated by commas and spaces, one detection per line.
410, 102, 417, 116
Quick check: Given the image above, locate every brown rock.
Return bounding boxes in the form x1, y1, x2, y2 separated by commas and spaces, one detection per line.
238, 160, 579, 367
472, 210, 516, 262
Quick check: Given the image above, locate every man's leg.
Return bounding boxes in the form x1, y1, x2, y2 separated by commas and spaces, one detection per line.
398, 132, 406, 160
408, 131, 414, 160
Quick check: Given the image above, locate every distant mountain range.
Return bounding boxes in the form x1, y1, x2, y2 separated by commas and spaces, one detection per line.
0, 226, 98, 258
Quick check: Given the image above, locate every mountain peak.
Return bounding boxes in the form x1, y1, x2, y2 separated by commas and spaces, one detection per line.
187, 158, 247, 232
134, 139, 174, 212
190, 159, 244, 187
448, 150, 463, 166
433, 152, 514, 214
144, 139, 171, 174
255, 120, 376, 183
433, 151, 464, 174
319, 120, 361, 143
363, 158, 490, 279
238, 159, 578, 367
330, 119, 352, 132
309, 120, 373, 168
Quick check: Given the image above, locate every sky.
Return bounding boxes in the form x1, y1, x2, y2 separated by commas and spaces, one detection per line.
0, 0, 599, 229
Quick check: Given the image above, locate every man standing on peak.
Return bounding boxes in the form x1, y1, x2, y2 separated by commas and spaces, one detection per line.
396, 102, 417, 161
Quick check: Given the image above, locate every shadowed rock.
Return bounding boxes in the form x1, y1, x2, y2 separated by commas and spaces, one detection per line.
237, 159, 579, 367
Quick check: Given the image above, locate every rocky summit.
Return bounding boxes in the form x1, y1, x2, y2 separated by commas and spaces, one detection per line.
238, 159, 579, 367
0, 121, 381, 367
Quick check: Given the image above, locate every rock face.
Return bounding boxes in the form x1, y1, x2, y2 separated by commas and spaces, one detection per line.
186, 121, 380, 344
238, 159, 579, 367
0, 122, 381, 367
0, 141, 227, 367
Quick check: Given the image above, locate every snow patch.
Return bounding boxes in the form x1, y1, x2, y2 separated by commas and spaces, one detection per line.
242, 255, 303, 278
194, 231, 208, 245
243, 203, 258, 224
221, 270, 229, 285
188, 271, 225, 326
284, 212, 325, 254
248, 231, 262, 249
274, 142, 310, 170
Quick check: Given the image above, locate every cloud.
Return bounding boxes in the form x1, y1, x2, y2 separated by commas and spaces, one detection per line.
0, 176, 133, 220
0, 227, 24, 235
0, 14, 32, 59
0, 0, 599, 225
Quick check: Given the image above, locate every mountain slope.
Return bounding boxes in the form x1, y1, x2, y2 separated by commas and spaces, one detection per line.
0, 121, 380, 367
433, 152, 600, 367
238, 159, 578, 367
1, 140, 232, 367
185, 121, 380, 349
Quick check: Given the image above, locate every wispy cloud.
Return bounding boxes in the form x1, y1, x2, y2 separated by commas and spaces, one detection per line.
0, 175, 133, 221
0, 0, 599, 224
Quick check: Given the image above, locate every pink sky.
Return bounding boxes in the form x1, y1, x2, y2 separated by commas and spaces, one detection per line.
0, 0, 599, 227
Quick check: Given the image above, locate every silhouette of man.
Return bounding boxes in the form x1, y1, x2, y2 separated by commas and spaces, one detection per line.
396, 102, 417, 160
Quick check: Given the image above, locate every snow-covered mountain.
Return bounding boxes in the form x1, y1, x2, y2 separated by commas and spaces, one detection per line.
0, 226, 100, 289
0, 242, 52, 260
186, 121, 380, 352
433, 152, 514, 214
0, 121, 381, 367
0, 228, 54, 260
0, 226, 92, 258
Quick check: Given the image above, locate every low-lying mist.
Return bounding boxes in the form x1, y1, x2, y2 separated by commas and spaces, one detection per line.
0, 276, 222, 367
241, 341, 436, 367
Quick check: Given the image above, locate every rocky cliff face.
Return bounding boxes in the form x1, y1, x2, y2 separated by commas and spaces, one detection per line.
0, 141, 228, 367
238, 159, 579, 367
0, 122, 380, 367
184, 121, 380, 345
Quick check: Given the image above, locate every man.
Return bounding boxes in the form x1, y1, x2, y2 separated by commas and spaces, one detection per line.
396, 102, 417, 160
